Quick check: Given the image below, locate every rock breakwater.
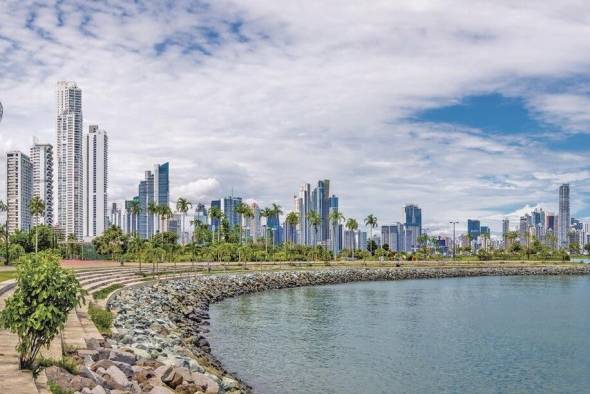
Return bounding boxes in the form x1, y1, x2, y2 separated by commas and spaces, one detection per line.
107, 265, 590, 393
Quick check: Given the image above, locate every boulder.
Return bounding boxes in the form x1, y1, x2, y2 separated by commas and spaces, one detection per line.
221, 376, 239, 390
114, 361, 135, 378
45, 366, 97, 392
191, 372, 219, 394
133, 368, 156, 384
91, 359, 116, 372
104, 365, 130, 390
162, 368, 184, 389
110, 349, 137, 365
150, 385, 175, 394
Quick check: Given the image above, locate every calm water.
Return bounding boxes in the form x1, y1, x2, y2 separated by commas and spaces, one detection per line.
208, 276, 590, 394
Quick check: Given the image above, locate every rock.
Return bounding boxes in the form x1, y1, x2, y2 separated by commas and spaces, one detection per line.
114, 361, 134, 378
91, 359, 116, 372
105, 365, 130, 389
154, 365, 173, 380
162, 368, 184, 389
85, 338, 102, 350
133, 368, 156, 384
191, 372, 219, 394
138, 359, 164, 369
221, 376, 239, 390
150, 385, 175, 394
174, 382, 203, 394
110, 349, 137, 365
45, 366, 97, 392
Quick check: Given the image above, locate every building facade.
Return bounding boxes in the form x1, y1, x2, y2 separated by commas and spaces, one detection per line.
56, 81, 83, 239
83, 125, 108, 240
6, 151, 33, 233
137, 162, 169, 239
30, 143, 53, 226
558, 184, 570, 249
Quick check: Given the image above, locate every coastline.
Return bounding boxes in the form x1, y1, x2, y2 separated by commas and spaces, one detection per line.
107, 264, 590, 393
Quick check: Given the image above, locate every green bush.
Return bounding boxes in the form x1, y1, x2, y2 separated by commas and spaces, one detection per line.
88, 303, 113, 336
48, 380, 74, 394
38, 356, 79, 375
92, 283, 124, 300
0, 252, 85, 369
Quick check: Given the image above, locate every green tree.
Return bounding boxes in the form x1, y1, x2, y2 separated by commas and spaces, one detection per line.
345, 218, 359, 259
0, 200, 8, 265
285, 211, 299, 260
329, 210, 345, 256
307, 210, 321, 260
128, 199, 141, 236
159, 205, 174, 233
147, 202, 159, 237
0, 252, 85, 369
92, 226, 128, 263
29, 196, 45, 254
175, 197, 192, 244
235, 202, 253, 245
364, 214, 378, 254
208, 206, 224, 244
584, 243, 590, 255
260, 207, 274, 259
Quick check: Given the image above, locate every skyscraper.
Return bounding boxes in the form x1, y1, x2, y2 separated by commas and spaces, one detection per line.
295, 183, 312, 245
83, 125, 108, 240
56, 81, 83, 239
6, 151, 33, 233
30, 143, 53, 226
328, 195, 341, 255
404, 204, 422, 250
467, 219, 481, 240
502, 218, 510, 247
137, 162, 169, 239
558, 184, 570, 249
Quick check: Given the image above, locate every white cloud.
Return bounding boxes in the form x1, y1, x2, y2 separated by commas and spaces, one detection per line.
0, 0, 589, 235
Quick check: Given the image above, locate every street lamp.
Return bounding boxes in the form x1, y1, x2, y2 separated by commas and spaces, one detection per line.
449, 221, 459, 260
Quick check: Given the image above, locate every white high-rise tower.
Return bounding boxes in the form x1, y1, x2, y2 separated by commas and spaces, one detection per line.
83, 125, 108, 240
56, 81, 83, 239
6, 151, 33, 233
30, 142, 53, 226
558, 183, 570, 249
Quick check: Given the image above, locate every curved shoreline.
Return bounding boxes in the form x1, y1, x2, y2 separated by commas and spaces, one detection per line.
107, 265, 590, 393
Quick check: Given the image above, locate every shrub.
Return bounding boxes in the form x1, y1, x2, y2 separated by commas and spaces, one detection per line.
88, 303, 113, 336
92, 283, 124, 300
0, 252, 85, 369
38, 356, 79, 375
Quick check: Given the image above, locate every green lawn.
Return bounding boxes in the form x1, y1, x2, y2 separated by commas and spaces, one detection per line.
0, 271, 17, 282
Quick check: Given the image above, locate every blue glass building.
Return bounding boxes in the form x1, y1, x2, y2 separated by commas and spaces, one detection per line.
467, 219, 481, 240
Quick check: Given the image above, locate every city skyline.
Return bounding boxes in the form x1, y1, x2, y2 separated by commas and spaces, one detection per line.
1, 2, 590, 233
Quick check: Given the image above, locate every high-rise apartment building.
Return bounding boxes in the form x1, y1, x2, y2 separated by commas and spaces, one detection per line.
295, 183, 312, 245
30, 143, 53, 226
502, 218, 510, 247
83, 125, 108, 240
558, 184, 570, 248
6, 151, 33, 233
138, 162, 169, 239
56, 81, 83, 239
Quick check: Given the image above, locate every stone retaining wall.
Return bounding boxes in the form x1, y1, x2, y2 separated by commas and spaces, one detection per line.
108, 265, 590, 393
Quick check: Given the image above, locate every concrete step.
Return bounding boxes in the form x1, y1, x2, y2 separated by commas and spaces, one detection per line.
84, 275, 145, 292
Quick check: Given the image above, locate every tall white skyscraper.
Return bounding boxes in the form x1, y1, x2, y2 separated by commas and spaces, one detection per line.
30, 142, 53, 226
83, 125, 108, 240
6, 151, 33, 233
56, 81, 83, 239
558, 183, 570, 249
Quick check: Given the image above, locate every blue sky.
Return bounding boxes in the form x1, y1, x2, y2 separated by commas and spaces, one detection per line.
1, 0, 590, 234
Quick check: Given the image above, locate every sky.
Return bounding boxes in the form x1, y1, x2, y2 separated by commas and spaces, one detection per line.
1, 0, 590, 235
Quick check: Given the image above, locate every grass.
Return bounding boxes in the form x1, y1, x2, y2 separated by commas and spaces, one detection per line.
92, 283, 124, 300
48, 380, 74, 394
0, 271, 17, 282
88, 303, 113, 336
37, 356, 79, 375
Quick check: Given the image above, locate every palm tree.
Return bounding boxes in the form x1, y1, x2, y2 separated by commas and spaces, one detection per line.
0, 199, 9, 265
129, 199, 141, 236
208, 206, 223, 243
29, 196, 45, 255
307, 210, 321, 261
285, 211, 299, 260
271, 203, 283, 249
260, 207, 274, 259
176, 197, 192, 244
364, 214, 378, 253
159, 205, 173, 233
147, 202, 159, 236
234, 202, 250, 244
345, 218, 359, 259
329, 210, 345, 257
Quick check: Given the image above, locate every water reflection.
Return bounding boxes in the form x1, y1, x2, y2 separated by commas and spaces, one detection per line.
209, 276, 590, 394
